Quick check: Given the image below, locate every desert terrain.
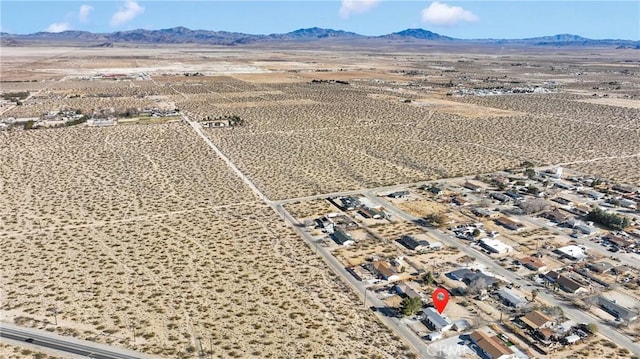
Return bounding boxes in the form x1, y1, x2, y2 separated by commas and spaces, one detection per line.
1, 43, 639, 358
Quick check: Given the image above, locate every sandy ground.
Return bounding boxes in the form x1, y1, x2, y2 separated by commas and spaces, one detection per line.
2, 44, 640, 358
0, 123, 412, 358
0, 343, 66, 359
576, 97, 640, 109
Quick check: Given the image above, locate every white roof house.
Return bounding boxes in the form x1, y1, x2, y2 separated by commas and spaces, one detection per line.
556, 245, 587, 260
422, 307, 453, 332
479, 238, 513, 254
497, 288, 528, 308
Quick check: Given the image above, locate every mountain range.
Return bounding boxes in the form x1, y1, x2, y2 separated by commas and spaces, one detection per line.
1, 27, 638, 48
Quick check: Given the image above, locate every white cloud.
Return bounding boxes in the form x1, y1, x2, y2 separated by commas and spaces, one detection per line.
46, 22, 71, 33
110, 0, 145, 27
421, 1, 478, 26
339, 0, 381, 18
78, 5, 94, 23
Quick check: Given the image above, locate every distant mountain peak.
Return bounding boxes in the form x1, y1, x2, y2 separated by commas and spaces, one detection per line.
526, 33, 589, 42
284, 27, 362, 38
386, 28, 452, 40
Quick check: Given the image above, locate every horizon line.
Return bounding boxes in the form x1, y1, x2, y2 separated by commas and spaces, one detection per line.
3, 26, 639, 42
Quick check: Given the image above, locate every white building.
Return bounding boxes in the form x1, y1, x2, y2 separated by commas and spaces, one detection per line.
422, 307, 453, 332
479, 238, 513, 254
556, 245, 587, 261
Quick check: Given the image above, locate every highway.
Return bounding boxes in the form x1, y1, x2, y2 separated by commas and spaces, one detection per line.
0, 323, 150, 359
363, 192, 640, 356
184, 113, 640, 357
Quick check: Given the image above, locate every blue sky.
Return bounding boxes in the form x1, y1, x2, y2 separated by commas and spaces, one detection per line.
1, 1, 639, 40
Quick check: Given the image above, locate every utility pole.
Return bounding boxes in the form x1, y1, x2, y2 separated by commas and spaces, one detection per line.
131, 321, 136, 344
48, 307, 58, 326
363, 288, 367, 308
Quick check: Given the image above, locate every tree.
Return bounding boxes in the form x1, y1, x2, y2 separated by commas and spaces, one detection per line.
424, 272, 435, 286
467, 278, 487, 295
23, 120, 34, 130
531, 289, 539, 302
519, 199, 550, 215
521, 161, 535, 168
586, 208, 630, 230
472, 229, 481, 237
585, 323, 598, 334
424, 213, 444, 227
401, 297, 423, 317
524, 168, 536, 179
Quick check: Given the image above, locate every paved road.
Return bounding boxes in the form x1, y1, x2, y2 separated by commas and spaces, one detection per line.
363, 192, 640, 356
186, 117, 640, 356
183, 115, 430, 358
275, 176, 478, 205
274, 203, 433, 359
0, 323, 149, 359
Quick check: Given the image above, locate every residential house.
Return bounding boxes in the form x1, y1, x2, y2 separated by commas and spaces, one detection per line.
479, 238, 513, 254
359, 206, 384, 219
396, 235, 429, 251
330, 229, 354, 247
563, 334, 581, 345
613, 183, 639, 194
597, 296, 638, 322
453, 196, 471, 207
555, 245, 587, 261
497, 288, 528, 308
428, 187, 444, 196
620, 199, 638, 209
567, 219, 599, 236
388, 191, 410, 199
557, 274, 590, 294
544, 270, 560, 283
339, 196, 360, 210
554, 181, 576, 191
581, 190, 605, 200
469, 330, 514, 359
422, 307, 453, 332
202, 119, 231, 127
519, 256, 547, 272
587, 261, 615, 274
604, 234, 635, 249
494, 217, 525, 231
571, 204, 591, 217
447, 268, 496, 288
505, 190, 525, 201
473, 207, 497, 218
463, 181, 484, 192
520, 310, 554, 331
395, 282, 424, 301
372, 261, 400, 282
490, 192, 511, 203
540, 209, 569, 224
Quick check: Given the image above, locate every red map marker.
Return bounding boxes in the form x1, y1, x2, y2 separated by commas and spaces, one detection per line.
432, 287, 450, 314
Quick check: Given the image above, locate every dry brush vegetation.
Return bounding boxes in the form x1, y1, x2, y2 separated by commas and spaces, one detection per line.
0, 123, 257, 233
0, 122, 411, 358
2, 205, 412, 358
